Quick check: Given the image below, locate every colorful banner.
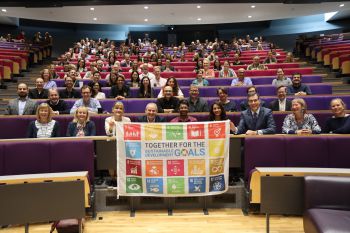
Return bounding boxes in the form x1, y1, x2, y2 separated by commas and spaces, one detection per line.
116, 121, 230, 197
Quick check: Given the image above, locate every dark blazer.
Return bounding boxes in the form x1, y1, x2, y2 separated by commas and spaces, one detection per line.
27, 120, 60, 138
269, 99, 292, 111
236, 107, 276, 134
137, 115, 166, 122
59, 88, 82, 99
240, 99, 266, 111
28, 88, 49, 99
66, 121, 96, 137
110, 85, 130, 98
6, 98, 38, 115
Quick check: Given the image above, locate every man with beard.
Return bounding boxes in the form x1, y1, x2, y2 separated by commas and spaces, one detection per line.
187, 85, 209, 112
156, 85, 179, 113
171, 100, 198, 122
287, 73, 312, 96
28, 78, 49, 99
6, 83, 38, 115
46, 88, 69, 115
59, 76, 82, 99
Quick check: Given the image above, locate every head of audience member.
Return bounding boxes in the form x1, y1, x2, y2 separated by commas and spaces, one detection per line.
330, 98, 346, 118
145, 103, 158, 122
233, 53, 240, 62
49, 64, 57, 76
213, 59, 221, 70
217, 87, 229, 103
17, 83, 29, 99
291, 98, 307, 117
285, 52, 294, 63
124, 53, 130, 63
196, 60, 203, 70
178, 99, 190, 119
96, 60, 104, 71
112, 63, 121, 73
108, 72, 118, 86
165, 59, 171, 68
77, 59, 85, 69
276, 68, 285, 80
196, 69, 204, 81
223, 60, 230, 71
131, 71, 140, 84
163, 85, 173, 100
112, 101, 126, 120
292, 73, 302, 88
267, 51, 274, 59
92, 82, 102, 98
276, 86, 287, 101
247, 86, 257, 96
165, 77, 179, 96
131, 60, 139, 71
237, 68, 245, 80
36, 103, 53, 124
153, 66, 161, 80
41, 68, 51, 82
64, 76, 74, 90
252, 56, 260, 66
189, 85, 200, 101
35, 78, 44, 91
117, 75, 126, 89
141, 64, 150, 75
91, 71, 101, 83
73, 106, 90, 125
81, 85, 92, 103
68, 69, 78, 81
248, 93, 261, 113
209, 101, 227, 121
89, 62, 97, 71
203, 59, 210, 71
48, 88, 60, 104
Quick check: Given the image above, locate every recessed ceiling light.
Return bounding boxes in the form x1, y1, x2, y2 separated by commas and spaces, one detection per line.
339, 4, 344, 7
197, 5, 201, 9
1, 9, 7, 12
197, 18, 202, 21
144, 18, 148, 22
251, 5, 256, 8
93, 17, 97, 21
248, 15, 252, 18
144, 6, 149, 9
90, 7, 94, 11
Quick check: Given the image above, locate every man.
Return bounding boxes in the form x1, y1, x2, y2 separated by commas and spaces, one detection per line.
232, 93, 276, 135
272, 68, 292, 87
70, 85, 101, 114
240, 86, 266, 111
65, 68, 81, 87
6, 83, 38, 115
247, 56, 267, 70
171, 100, 198, 122
287, 73, 312, 96
187, 85, 209, 112
269, 86, 292, 111
59, 76, 82, 99
28, 78, 49, 99
156, 86, 180, 113
139, 64, 155, 80
120, 53, 132, 67
161, 59, 175, 72
150, 66, 167, 88
232, 53, 242, 65
137, 103, 166, 122
46, 88, 69, 115
231, 68, 253, 86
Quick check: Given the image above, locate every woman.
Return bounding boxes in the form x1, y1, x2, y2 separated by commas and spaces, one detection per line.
191, 69, 209, 86
105, 102, 131, 136
27, 103, 60, 138
272, 68, 292, 87
324, 98, 350, 133
41, 68, 57, 89
202, 58, 215, 78
106, 71, 118, 87
76, 58, 86, 72
282, 98, 321, 134
129, 71, 140, 88
209, 101, 234, 131
157, 77, 184, 99
213, 59, 221, 71
110, 75, 130, 100
219, 60, 237, 78
217, 87, 237, 112
91, 82, 106, 100
49, 64, 59, 79
138, 76, 154, 98
67, 106, 96, 137
194, 60, 203, 72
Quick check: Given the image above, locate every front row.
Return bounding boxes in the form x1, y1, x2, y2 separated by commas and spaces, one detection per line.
27, 95, 350, 138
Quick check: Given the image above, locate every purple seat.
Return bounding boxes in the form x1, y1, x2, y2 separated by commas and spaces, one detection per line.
0, 117, 33, 139
328, 137, 350, 168
50, 140, 95, 183
0, 144, 4, 175
285, 137, 329, 167
2, 141, 51, 175
244, 137, 286, 179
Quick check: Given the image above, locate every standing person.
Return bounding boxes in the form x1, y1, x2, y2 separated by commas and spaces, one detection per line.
67, 106, 96, 136
6, 83, 38, 115
27, 103, 60, 138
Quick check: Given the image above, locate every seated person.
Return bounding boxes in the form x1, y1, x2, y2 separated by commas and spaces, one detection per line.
105, 102, 131, 136
41, 68, 57, 89
151, 66, 167, 88
282, 98, 321, 134
156, 85, 180, 113
187, 85, 209, 112
323, 98, 350, 134
202, 58, 215, 78
287, 73, 312, 96
157, 77, 184, 99
110, 74, 130, 100
138, 76, 154, 98
28, 78, 49, 99
217, 87, 237, 112
209, 101, 235, 131
6, 83, 38, 115
232, 93, 276, 135
269, 86, 292, 111
231, 68, 253, 86
129, 71, 140, 88
59, 76, 82, 99
263, 51, 277, 64
27, 103, 60, 138
231, 53, 242, 65
171, 100, 198, 122
65, 68, 82, 87
191, 69, 209, 86
137, 103, 166, 122
219, 60, 237, 78
161, 59, 175, 72
67, 106, 96, 136
240, 86, 266, 111
46, 88, 69, 115
247, 56, 267, 70
70, 85, 102, 114
91, 82, 106, 100
272, 68, 292, 87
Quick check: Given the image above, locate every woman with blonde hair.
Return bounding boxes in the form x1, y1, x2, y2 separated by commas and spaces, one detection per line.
41, 68, 57, 89
324, 98, 350, 133
27, 103, 60, 138
105, 102, 131, 136
67, 106, 96, 136
282, 98, 321, 134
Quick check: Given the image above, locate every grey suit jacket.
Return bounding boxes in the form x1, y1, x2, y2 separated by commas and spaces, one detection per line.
236, 107, 276, 134
6, 98, 38, 115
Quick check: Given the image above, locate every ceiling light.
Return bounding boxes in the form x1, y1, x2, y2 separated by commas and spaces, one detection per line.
144, 18, 148, 22
144, 6, 149, 9
93, 17, 97, 21
248, 15, 252, 18
1, 9, 7, 12
90, 7, 94, 11
251, 5, 256, 8
197, 5, 201, 9
197, 18, 202, 21
339, 4, 344, 7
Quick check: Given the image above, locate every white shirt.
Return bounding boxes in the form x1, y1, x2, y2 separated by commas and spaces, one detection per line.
279, 99, 286, 111
105, 116, 131, 136
140, 72, 155, 80
18, 98, 27, 115
151, 77, 167, 88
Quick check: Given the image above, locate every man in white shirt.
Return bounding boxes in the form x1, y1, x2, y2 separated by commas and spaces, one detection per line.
6, 83, 38, 115
150, 66, 166, 88
139, 63, 155, 80
269, 86, 292, 111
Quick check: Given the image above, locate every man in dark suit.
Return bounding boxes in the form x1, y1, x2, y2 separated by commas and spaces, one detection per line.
137, 103, 166, 123
233, 93, 276, 135
28, 78, 49, 99
269, 86, 292, 111
6, 83, 38, 115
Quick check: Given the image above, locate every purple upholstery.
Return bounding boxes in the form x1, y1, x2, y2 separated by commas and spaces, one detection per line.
327, 137, 350, 168
285, 137, 329, 167
0, 144, 4, 176
244, 137, 286, 179
2, 141, 51, 175
50, 140, 95, 183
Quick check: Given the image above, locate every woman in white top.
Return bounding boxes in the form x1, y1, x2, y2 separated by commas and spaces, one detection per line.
105, 101, 131, 136
157, 77, 184, 99
91, 82, 106, 100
